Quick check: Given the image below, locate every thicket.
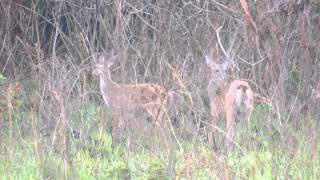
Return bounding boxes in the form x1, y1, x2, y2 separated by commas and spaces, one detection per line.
0, 0, 319, 179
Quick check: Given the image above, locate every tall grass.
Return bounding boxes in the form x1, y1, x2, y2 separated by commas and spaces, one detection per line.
0, 94, 318, 179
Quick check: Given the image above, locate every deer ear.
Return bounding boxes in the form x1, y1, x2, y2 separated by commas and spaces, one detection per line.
98, 55, 106, 63
221, 61, 231, 71
205, 55, 218, 69
108, 54, 118, 64
205, 55, 213, 65
92, 54, 99, 64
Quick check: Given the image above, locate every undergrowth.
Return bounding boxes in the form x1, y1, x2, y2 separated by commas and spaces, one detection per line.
0, 100, 319, 179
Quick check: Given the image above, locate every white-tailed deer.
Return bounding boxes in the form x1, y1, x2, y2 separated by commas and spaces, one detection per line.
205, 55, 254, 142
93, 54, 171, 143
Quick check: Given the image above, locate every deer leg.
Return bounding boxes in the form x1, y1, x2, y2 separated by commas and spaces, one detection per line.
226, 108, 235, 144
144, 104, 167, 141
209, 103, 219, 148
210, 108, 218, 133
111, 113, 125, 144
244, 98, 253, 133
245, 89, 254, 133
246, 108, 252, 132
111, 114, 118, 144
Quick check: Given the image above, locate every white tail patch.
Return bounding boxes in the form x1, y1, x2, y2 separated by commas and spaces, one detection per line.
235, 88, 243, 112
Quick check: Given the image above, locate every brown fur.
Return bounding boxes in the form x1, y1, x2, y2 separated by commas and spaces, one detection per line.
93, 54, 171, 142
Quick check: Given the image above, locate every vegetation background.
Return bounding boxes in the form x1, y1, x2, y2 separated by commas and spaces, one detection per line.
0, 0, 319, 179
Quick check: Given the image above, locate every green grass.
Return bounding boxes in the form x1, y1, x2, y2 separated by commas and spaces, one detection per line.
0, 130, 318, 179
0, 93, 319, 179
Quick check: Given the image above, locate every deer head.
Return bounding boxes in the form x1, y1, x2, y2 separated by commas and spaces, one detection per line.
93, 54, 117, 76
205, 55, 232, 82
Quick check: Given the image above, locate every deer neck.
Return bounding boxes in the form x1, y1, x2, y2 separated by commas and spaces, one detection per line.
208, 78, 228, 90
98, 69, 117, 106
99, 68, 116, 86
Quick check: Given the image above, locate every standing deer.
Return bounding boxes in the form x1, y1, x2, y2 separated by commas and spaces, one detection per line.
93, 54, 171, 143
205, 55, 254, 144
